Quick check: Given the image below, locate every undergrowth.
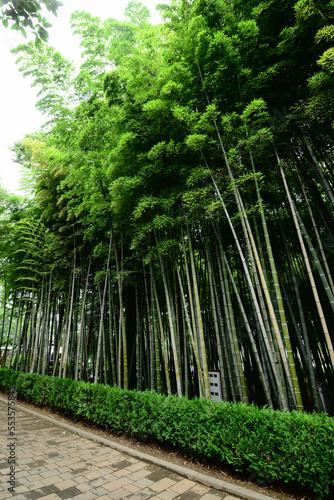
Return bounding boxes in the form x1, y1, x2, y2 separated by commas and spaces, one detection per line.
0, 368, 333, 499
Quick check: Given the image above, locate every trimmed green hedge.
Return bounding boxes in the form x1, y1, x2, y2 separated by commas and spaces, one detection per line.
0, 369, 333, 498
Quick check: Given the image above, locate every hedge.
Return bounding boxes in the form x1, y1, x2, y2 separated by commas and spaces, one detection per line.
0, 368, 333, 498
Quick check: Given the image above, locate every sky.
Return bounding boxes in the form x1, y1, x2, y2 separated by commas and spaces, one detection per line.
0, 0, 163, 195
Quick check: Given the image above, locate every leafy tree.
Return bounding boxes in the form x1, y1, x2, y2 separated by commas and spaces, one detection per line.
0, 0, 62, 43
11, 41, 75, 120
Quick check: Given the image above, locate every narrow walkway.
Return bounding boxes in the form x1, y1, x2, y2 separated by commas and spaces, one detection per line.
0, 399, 271, 500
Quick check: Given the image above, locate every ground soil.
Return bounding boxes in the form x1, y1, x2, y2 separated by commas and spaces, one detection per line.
0, 392, 316, 500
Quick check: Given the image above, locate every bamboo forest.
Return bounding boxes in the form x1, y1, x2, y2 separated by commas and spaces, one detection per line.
0, 0, 334, 415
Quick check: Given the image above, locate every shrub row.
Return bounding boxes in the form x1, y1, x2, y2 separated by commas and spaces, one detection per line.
0, 368, 333, 498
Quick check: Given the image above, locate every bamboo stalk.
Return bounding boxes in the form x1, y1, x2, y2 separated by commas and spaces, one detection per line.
62, 248, 76, 379
176, 262, 204, 397
143, 265, 153, 390
277, 150, 334, 370
151, 262, 172, 395
155, 230, 182, 397
75, 255, 92, 381
186, 222, 211, 400
208, 171, 289, 409
94, 232, 112, 384
7, 296, 22, 369
112, 228, 128, 389
220, 242, 273, 407
203, 232, 228, 400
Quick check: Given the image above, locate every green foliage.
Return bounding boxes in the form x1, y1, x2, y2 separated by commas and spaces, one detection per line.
0, 368, 333, 497
12, 41, 75, 119
0, 367, 20, 390
124, 1, 151, 26
0, 0, 62, 44
317, 47, 334, 72
294, 0, 318, 21
185, 134, 208, 150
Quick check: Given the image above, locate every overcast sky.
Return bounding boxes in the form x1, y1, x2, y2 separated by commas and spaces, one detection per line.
0, 0, 163, 195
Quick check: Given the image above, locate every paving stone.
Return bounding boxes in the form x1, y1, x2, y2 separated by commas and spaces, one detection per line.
40, 470, 61, 479
127, 468, 152, 481
38, 495, 62, 500
0, 486, 14, 498
156, 491, 180, 500
129, 487, 160, 499
71, 468, 88, 475
56, 467, 71, 474
70, 493, 97, 500
55, 479, 78, 490
59, 472, 73, 481
36, 486, 62, 496
16, 469, 30, 478
133, 477, 155, 489
170, 479, 197, 494
88, 476, 109, 487
147, 468, 172, 482
110, 487, 132, 499
95, 460, 115, 467
26, 481, 46, 490
55, 486, 83, 499
150, 477, 178, 492
125, 461, 148, 473
91, 486, 109, 496
191, 485, 210, 495
109, 459, 133, 470
95, 466, 115, 475
113, 468, 131, 478
28, 462, 48, 470
73, 474, 90, 484
5, 495, 31, 500
103, 477, 133, 492
68, 463, 85, 471
199, 493, 226, 500
12, 486, 29, 494
41, 476, 64, 487
75, 483, 93, 493
176, 489, 203, 500
17, 476, 30, 485
21, 491, 50, 500
124, 483, 141, 493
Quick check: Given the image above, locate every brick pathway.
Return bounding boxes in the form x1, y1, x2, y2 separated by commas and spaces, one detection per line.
0, 400, 241, 500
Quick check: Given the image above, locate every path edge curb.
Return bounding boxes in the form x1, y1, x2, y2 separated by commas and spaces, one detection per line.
0, 395, 273, 500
